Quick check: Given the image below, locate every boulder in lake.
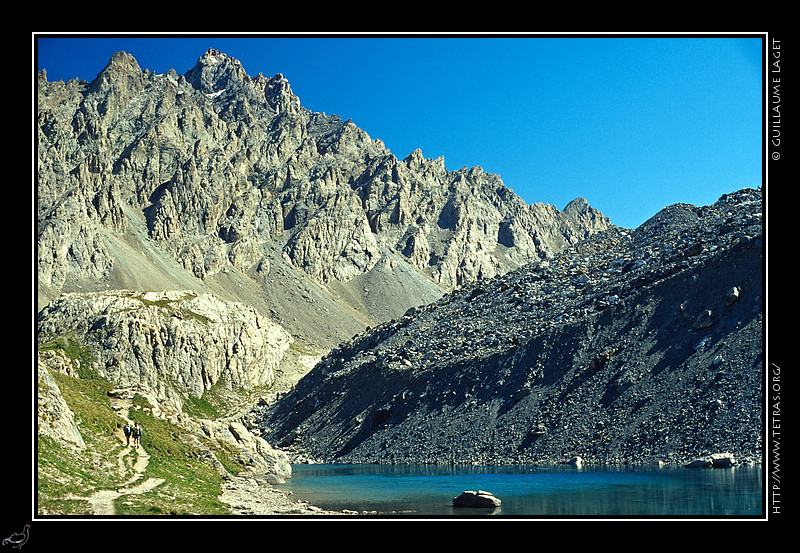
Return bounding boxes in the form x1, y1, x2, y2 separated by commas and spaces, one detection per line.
452, 490, 501, 508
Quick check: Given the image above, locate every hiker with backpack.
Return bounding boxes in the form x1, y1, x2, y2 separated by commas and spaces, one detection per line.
123, 423, 133, 446
132, 422, 142, 449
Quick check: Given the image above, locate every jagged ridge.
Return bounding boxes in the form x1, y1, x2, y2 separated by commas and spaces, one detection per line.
37, 49, 611, 351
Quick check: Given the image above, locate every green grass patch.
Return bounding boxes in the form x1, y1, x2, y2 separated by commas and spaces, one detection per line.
38, 337, 100, 380
123, 401, 239, 515
183, 393, 222, 419
37, 359, 240, 516
50, 370, 123, 444
113, 453, 231, 516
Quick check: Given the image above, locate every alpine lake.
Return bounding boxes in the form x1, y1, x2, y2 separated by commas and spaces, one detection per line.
276, 463, 763, 518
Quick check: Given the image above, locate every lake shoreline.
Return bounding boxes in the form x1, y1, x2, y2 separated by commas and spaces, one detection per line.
220, 474, 357, 516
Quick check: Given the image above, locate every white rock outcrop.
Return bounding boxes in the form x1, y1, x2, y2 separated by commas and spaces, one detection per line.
37, 355, 86, 449
37, 290, 292, 412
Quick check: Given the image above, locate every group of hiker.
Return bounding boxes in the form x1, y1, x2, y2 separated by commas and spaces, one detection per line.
122, 421, 143, 448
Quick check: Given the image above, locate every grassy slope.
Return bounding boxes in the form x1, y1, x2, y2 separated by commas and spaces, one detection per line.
37, 341, 244, 516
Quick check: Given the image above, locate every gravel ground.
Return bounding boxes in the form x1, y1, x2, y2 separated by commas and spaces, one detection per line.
220, 475, 353, 515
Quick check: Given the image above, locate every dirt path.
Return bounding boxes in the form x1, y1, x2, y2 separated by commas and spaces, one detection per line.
70, 394, 165, 515
83, 445, 164, 516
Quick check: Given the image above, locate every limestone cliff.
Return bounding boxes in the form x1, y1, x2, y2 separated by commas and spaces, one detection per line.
37, 290, 292, 413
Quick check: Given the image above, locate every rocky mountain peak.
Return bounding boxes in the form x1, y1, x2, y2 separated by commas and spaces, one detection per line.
184, 48, 248, 94
564, 196, 590, 213
86, 50, 146, 97
181, 49, 301, 119
263, 72, 300, 114
103, 51, 142, 76
199, 48, 234, 66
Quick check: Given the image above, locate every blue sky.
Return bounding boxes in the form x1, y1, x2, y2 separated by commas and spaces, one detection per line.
35, 34, 764, 229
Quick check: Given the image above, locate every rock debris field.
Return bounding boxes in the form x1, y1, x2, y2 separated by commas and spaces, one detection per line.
257, 188, 764, 467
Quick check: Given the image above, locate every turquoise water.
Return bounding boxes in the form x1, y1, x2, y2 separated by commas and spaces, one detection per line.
277, 464, 763, 517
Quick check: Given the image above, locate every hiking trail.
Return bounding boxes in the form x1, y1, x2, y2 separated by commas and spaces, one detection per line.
69, 393, 165, 515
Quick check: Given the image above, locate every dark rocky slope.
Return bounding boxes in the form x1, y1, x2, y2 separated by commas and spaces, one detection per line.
257, 188, 763, 466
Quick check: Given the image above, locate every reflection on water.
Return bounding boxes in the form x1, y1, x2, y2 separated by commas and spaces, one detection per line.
276, 464, 763, 517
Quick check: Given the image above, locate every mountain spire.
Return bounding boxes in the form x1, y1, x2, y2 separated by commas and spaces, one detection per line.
184, 48, 248, 95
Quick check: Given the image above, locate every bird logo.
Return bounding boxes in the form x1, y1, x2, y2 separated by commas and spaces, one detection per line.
2, 525, 29, 549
